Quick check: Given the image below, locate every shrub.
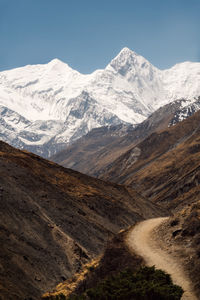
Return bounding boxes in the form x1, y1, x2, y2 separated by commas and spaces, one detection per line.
69, 266, 183, 300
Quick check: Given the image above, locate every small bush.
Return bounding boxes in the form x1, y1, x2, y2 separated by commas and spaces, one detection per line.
69, 266, 183, 300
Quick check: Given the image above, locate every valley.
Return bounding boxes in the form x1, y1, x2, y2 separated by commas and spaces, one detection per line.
52, 97, 200, 176
45, 104, 200, 299
0, 140, 165, 299
0, 48, 200, 300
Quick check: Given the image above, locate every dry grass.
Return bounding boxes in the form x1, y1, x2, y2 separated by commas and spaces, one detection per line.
0, 140, 164, 299
43, 229, 144, 299
101, 110, 200, 211
42, 258, 100, 299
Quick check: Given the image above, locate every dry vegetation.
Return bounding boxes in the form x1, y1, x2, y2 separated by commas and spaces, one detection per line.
101, 110, 200, 211
156, 201, 200, 298
2, 106, 200, 299
52, 100, 184, 177
42, 229, 144, 299
0, 141, 165, 299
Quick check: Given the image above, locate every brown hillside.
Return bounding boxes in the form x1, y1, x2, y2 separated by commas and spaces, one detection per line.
156, 200, 200, 297
100, 110, 200, 210
52, 100, 185, 176
0, 141, 165, 300
42, 229, 144, 299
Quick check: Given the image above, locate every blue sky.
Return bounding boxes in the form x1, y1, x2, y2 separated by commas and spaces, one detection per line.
0, 0, 200, 73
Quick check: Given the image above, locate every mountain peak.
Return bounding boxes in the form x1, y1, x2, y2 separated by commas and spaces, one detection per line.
106, 47, 149, 76
47, 58, 73, 72
107, 48, 138, 68
118, 47, 138, 57
49, 58, 63, 65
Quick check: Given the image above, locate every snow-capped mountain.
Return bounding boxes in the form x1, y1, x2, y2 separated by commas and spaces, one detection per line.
0, 47, 200, 157
169, 96, 200, 126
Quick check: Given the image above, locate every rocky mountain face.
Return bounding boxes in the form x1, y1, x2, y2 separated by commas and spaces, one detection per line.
157, 201, 200, 297
169, 96, 200, 126
0, 48, 200, 158
0, 141, 165, 300
100, 110, 200, 211
52, 97, 200, 176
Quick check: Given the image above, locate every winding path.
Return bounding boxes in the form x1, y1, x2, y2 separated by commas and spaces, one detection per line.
126, 217, 197, 300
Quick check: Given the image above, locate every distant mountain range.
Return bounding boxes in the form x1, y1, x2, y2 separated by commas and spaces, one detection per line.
0, 47, 200, 157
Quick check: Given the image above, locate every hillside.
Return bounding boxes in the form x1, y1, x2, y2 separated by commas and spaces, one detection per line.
44, 202, 200, 299
0, 141, 165, 299
100, 109, 200, 211
156, 201, 200, 297
42, 226, 183, 300
52, 97, 200, 177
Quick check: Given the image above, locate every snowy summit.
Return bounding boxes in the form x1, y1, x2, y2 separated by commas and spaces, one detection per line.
0, 47, 200, 157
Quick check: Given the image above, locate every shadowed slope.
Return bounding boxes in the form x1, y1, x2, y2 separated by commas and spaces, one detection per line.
100, 110, 200, 210
52, 99, 188, 176
0, 141, 165, 299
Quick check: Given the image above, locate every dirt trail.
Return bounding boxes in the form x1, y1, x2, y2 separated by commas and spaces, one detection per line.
126, 217, 197, 300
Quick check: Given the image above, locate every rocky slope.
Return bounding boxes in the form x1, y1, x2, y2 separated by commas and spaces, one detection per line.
52, 97, 200, 176
46, 203, 200, 299
0, 48, 200, 158
100, 110, 200, 211
127, 217, 197, 300
156, 201, 200, 298
0, 141, 165, 300
42, 230, 145, 299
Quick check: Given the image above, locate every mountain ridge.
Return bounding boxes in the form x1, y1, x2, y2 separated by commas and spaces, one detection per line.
52, 97, 200, 176
0, 47, 200, 157
98, 109, 200, 212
